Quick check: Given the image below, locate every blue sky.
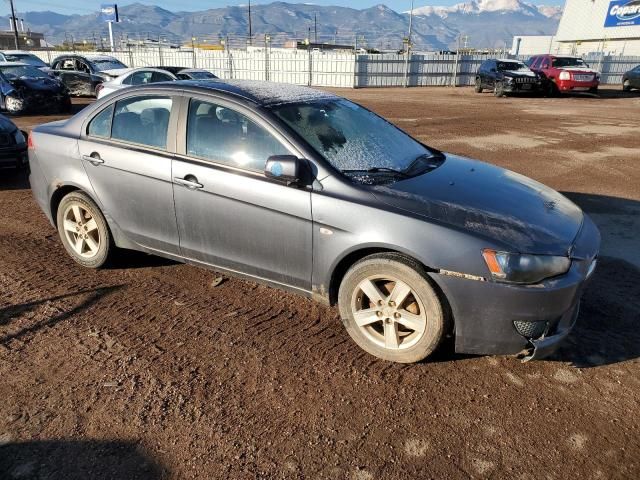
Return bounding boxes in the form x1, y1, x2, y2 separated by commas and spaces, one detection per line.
3, 0, 563, 16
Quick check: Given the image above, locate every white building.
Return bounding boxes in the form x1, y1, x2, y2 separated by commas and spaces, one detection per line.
512, 0, 640, 55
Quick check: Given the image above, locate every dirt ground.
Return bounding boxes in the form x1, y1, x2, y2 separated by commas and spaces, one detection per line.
1, 87, 639, 479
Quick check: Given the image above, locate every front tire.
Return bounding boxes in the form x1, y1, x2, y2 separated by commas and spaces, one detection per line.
474, 77, 483, 93
338, 254, 446, 363
56, 191, 113, 268
494, 81, 505, 97
623, 79, 631, 92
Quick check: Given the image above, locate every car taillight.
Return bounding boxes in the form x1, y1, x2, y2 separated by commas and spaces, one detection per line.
27, 134, 35, 150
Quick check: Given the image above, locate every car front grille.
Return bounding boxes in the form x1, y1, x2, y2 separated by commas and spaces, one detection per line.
513, 77, 535, 83
513, 320, 547, 339
0, 133, 13, 146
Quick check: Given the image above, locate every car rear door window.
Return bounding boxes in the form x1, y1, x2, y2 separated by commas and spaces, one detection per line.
111, 96, 172, 149
88, 104, 114, 138
151, 72, 173, 83
126, 71, 154, 85
186, 99, 289, 172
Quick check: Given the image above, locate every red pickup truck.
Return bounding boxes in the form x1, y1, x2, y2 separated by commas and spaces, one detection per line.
525, 55, 600, 95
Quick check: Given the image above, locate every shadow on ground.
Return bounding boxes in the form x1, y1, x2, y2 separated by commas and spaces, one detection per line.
552, 192, 640, 367
0, 168, 29, 191
0, 439, 167, 479
0, 285, 123, 346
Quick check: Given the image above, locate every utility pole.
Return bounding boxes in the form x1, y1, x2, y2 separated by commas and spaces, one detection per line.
314, 13, 318, 44
248, 0, 252, 46
8, 0, 20, 49
404, 0, 414, 88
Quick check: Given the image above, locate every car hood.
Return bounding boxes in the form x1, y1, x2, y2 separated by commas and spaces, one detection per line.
557, 66, 598, 74
10, 76, 65, 92
502, 70, 537, 77
370, 154, 583, 255
99, 68, 130, 78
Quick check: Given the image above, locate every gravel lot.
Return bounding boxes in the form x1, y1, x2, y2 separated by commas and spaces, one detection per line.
1, 87, 639, 479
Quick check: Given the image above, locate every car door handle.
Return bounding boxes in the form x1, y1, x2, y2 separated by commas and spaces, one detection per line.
82, 153, 104, 166
174, 176, 203, 190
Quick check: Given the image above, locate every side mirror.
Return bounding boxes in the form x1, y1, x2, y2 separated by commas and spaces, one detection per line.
265, 155, 302, 185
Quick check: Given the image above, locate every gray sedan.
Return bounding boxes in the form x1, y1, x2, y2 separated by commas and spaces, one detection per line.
28, 80, 600, 363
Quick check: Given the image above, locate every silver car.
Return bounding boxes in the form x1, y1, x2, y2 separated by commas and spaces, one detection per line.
28, 80, 600, 363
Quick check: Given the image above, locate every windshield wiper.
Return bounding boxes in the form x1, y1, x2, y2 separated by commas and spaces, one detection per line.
342, 167, 409, 178
403, 151, 445, 175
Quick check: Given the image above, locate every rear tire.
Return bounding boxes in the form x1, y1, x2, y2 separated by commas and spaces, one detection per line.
623, 80, 631, 92
338, 253, 446, 363
56, 191, 113, 268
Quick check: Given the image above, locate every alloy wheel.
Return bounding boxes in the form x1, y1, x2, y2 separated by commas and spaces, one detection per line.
62, 203, 101, 258
351, 275, 427, 350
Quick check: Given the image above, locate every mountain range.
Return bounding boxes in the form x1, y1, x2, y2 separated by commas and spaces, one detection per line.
9, 1, 562, 51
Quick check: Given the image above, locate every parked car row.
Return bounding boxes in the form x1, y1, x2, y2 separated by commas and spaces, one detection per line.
0, 51, 220, 116
476, 54, 638, 98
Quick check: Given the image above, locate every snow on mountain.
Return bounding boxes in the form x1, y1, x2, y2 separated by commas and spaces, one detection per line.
411, 0, 561, 19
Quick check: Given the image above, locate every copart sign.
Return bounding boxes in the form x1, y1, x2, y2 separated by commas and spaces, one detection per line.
605, 0, 640, 27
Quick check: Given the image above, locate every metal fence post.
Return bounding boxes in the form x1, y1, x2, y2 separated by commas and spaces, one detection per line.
353, 52, 358, 88
308, 48, 312, 86
451, 36, 461, 87
191, 37, 197, 68
264, 34, 270, 81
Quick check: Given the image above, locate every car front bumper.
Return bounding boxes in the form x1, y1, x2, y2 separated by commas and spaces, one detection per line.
555, 79, 599, 92
503, 81, 541, 93
429, 214, 600, 359
0, 143, 28, 168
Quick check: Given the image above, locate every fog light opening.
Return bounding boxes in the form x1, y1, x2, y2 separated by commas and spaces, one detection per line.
513, 320, 547, 339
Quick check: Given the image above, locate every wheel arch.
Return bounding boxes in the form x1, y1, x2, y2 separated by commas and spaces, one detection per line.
327, 246, 437, 306
50, 184, 83, 226
327, 247, 455, 338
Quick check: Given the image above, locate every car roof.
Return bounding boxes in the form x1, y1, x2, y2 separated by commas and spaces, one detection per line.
141, 79, 339, 107
1, 50, 38, 55
53, 54, 120, 61
0, 61, 29, 66
495, 58, 522, 63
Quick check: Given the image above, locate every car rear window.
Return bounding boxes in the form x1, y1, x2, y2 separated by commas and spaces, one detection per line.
111, 96, 172, 149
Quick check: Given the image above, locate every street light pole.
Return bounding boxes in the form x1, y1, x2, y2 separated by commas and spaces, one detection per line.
248, 0, 252, 45
9, 0, 20, 49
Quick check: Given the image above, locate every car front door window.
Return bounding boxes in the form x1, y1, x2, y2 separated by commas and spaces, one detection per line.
186, 99, 289, 172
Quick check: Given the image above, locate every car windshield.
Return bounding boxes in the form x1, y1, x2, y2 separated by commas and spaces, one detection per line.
3, 54, 48, 67
90, 58, 127, 71
0, 65, 49, 79
185, 71, 217, 79
497, 61, 526, 71
270, 99, 441, 181
552, 57, 586, 68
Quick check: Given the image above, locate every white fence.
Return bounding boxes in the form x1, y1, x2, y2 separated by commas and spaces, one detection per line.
29, 48, 640, 88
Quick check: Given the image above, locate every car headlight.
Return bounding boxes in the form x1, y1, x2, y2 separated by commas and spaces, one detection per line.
13, 129, 25, 144
482, 249, 571, 284
559, 71, 571, 81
